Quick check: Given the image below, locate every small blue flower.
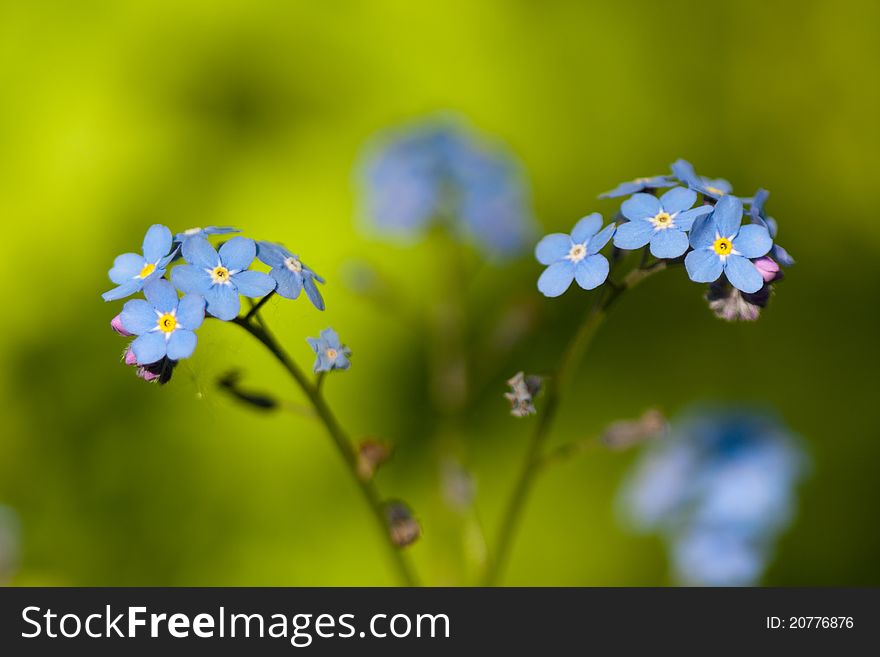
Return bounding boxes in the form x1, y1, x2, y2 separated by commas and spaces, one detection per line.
119, 279, 205, 365
599, 175, 675, 199
307, 328, 351, 373
613, 187, 712, 258
535, 213, 616, 297
684, 196, 773, 294
671, 159, 735, 201
256, 241, 325, 310
102, 224, 177, 302
173, 226, 240, 243
748, 189, 795, 267
171, 236, 276, 320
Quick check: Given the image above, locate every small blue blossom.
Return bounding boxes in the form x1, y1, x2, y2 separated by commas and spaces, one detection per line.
358, 118, 536, 256
171, 236, 276, 320
613, 187, 712, 258
684, 196, 773, 294
307, 328, 351, 373
173, 226, 240, 243
119, 279, 206, 365
618, 406, 808, 586
671, 159, 735, 201
599, 175, 676, 199
748, 189, 795, 267
535, 213, 616, 297
102, 224, 177, 302
256, 241, 325, 310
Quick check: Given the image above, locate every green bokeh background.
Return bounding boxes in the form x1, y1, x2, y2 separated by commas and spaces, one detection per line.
1, 0, 878, 586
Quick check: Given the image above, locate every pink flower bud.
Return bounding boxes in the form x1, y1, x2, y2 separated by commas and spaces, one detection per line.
753, 256, 780, 283
123, 347, 138, 366
111, 314, 133, 337
136, 367, 160, 382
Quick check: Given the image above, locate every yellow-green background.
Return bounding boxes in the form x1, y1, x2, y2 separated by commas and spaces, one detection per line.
1, 0, 878, 585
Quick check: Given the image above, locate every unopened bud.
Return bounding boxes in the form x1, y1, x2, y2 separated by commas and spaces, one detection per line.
504, 371, 543, 417
385, 501, 421, 548
753, 256, 781, 283
356, 439, 393, 481
601, 409, 667, 450
111, 314, 133, 337
123, 346, 138, 366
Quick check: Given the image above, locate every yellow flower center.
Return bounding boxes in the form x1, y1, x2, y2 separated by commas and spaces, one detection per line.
210, 265, 230, 284
326, 348, 338, 360
567, 244, 587, 263
157, 313, 177, 333
284, 256, 303, 273
633, 177, 652, 184
138, 263, 156, 279
705, 186, 725, 197
713, 237, 733, 256
650, 211, 674, 230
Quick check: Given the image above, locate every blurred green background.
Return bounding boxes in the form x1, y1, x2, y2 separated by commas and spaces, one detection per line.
1, 0, 878, 586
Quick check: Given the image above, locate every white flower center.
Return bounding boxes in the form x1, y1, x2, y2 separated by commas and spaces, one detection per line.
650, 211, 676, 230
184, 227, 202, 236
284, 256, 303, 273
567, 243, 587, 263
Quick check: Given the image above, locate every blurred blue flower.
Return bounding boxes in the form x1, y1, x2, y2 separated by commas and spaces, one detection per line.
685, 196, 773, 293
173, 226, 240, 242
671, 159, 735, 201
256, 241, 325, 310
358, 118, 536, 256
171, 236, 275, 320
618, 406, 809, 586
307, 328, 351, 373
613, 187, 712, 258
535, 213, 615, 297
748, 189, 795, 267
102, 224, 176, 302
599, 175, 675, 199
119, 279, 206, 365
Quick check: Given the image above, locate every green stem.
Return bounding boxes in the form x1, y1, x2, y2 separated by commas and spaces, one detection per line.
245, 290, 275, 322
484, 260, 666, 585
231, 316, 418, 587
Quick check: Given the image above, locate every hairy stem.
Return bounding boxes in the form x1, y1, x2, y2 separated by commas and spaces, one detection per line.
485, 261, 666, 585
231, 316, 418, 586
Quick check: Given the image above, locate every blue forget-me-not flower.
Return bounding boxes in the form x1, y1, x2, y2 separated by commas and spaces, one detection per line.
613, 187, 712, 259
307, 328, 351, 373
173, 226, 240, 243
685, 196, 773, 294
599, 175, 676, 199
618, 406, 808, 586
119, 279, 206, 365
256, 241, 325, 311
671, 159, 735, 201
102, 224, 177, 302
171, 236, 275, 320
748, 189, 795, 267
535, 213, 615, 297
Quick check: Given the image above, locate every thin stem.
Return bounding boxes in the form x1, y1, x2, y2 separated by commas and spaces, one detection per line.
231, 316, 418, 586
484, 261, 666, 585
245, 291, 275, 322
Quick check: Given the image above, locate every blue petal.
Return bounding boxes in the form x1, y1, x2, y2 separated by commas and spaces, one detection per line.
256, 240, 286, 267
109, 253, 145, 284
171, 264, 211, 295
205, 225, 240, 236
306, 336, 325, 354
102, 280, 142, 302
204, 284, 240, 321
675, 205, 712, 232
320, 328, 341, 349
613, 220, 654, 250
176, 294, 206, 330
765, 217, 779, 239
621, 193, 661, 221
660, 187, 696, 214
120, 299, 158, 335
570, 213, 602, 243
219, 236, 256, 272
713, 195, 743, 237
649, 229, 689, 259
587, 223, 616, 254
142, 224, 173, 263
685, 248, 723, 283
143, 279, 179, 313
688, 214, 716, 249
671, 159, 698, 186
271, 266, 303, 299
750, 188, 769, 215
182, 237, 220, 269
724, 255, 763, 293
233, 270, 275, 298
302, 276, 325, 310
131, 332, 167, 365
333, 353, 352, 370
535, 233, 571, 265
574, 254, 609, 290
773, 244, 795, 267
537, 261, 575, 297
598, 181, 640, 199
733, 224, 772, 259
166, 329, 197, 360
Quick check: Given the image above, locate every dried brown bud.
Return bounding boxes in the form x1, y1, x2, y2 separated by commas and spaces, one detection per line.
601, 408, 667, 450
356, 439, 393, 481
504, 371, 543, 417
385, 501, 421, 548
